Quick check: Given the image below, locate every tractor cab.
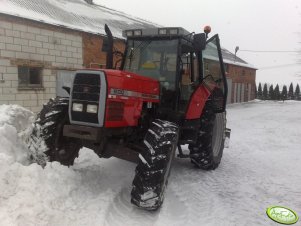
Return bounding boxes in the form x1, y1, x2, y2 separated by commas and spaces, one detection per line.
121, 27, 228, 120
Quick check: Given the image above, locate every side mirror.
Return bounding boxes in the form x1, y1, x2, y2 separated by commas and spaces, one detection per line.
193, 33, 207, 52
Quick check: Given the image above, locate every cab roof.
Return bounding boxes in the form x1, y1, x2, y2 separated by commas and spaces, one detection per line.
123, 27, 191, 38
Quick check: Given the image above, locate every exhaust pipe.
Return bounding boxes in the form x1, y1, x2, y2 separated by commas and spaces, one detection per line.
104, 24, 113, 69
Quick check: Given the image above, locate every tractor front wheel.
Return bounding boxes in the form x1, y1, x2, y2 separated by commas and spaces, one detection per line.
28, 97, 81, 166
131, 119, 179, 210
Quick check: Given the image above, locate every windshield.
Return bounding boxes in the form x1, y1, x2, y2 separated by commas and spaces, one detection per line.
124, 39, 178, 91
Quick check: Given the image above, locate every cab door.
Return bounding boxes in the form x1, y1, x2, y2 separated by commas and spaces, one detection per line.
202, 34, 228, 112
179, 51, 198, 113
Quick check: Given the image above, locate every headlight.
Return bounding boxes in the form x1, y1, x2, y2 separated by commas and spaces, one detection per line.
87, 104, 98, 114
72, 103, 83, 112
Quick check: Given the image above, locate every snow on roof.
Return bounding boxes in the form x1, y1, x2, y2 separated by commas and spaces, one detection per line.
204, 43, 257, 69
221, 48, 257, 69
0, 0, 158, 38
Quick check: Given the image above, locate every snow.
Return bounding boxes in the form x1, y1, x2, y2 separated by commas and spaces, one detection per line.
45, 111, 59, 118
144, 140, 155, 155
203, 53, 257, 70
148, 128, 160, 140
0, 105, 34, 164
0, 101, 301, 225
0, 0, 157, 39
138, 154, 150, 168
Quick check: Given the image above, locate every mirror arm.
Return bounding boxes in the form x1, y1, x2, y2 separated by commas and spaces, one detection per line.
62, 86, 70, 95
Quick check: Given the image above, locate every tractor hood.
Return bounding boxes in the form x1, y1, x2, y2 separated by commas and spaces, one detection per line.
100, 69, 160, 102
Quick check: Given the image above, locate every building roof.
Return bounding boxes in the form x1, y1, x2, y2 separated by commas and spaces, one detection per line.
204, 42, 257, 69
221, 48, 257, 70
0, 0, 256, 69
0, 0, 157, 38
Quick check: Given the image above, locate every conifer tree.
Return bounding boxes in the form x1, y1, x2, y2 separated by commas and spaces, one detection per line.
295, 84, 300, 100
257, 83, 263, 99
288, 83, 294, 100
269, 85, 274, 100
274, 84, 280, 100
263, 83, 268, 100
281, 85, 288, 101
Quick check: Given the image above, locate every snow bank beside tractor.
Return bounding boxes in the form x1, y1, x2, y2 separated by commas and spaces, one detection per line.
0, 105, 34, 164
0, 104, 110, 225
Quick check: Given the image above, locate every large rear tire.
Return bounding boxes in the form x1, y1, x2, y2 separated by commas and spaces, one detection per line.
189, 101, 226, 170
131, 119, 179, 210
28, 97, 81, 166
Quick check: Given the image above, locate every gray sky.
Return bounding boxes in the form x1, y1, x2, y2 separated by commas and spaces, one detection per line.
95, 0, 301, 86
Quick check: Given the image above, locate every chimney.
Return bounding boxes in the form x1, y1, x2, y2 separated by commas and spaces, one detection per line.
85, 0, 93, 4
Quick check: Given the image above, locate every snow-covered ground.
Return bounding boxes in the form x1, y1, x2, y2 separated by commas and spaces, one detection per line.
0, 101, 300, 226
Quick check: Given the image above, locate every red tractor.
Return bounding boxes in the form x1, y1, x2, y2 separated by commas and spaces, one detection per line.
29, 25, 230, 210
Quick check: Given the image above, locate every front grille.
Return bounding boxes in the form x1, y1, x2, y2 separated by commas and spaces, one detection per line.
71, 73, 100, 124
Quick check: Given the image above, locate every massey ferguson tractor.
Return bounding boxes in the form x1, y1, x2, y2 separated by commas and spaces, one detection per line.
29, 25, 230, 210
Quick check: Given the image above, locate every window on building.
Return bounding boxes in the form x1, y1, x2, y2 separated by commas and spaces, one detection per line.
18, 66, 43, 88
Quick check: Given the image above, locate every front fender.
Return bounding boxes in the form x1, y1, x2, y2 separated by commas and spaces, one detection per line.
185, 84, 211, 120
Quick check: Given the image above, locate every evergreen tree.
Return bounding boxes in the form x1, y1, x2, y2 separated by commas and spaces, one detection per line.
274, 84, 280, 100
269, 85, 274, 100
255, 83, 257, 99
288, 83, 294, 100
257, 83, 263, 99
295, 84, 300, 100
263, 83, 268, 100
281, 85, 288, 101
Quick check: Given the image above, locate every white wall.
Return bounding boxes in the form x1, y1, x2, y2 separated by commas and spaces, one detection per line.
0, 20, 83, 112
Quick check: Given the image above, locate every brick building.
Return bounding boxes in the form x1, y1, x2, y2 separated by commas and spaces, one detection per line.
221, 49, 257, 103
203, 46, 257, 104
0, 0, 255, 112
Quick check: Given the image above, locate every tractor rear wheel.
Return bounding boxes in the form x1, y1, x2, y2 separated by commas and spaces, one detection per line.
131, 119, 179, 210
28, 97, 81, 166
189, 101, 226, 170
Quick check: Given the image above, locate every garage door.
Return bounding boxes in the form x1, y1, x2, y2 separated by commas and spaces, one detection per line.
226, 78, 232, 104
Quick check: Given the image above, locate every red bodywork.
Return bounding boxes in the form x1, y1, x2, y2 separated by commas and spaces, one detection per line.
102, 69, 160, 128
185, 85, 211, 120
81, 68, 213, 127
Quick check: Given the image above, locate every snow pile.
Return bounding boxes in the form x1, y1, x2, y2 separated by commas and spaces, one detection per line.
0, 101, 301, 225
0, 105, 34, 165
